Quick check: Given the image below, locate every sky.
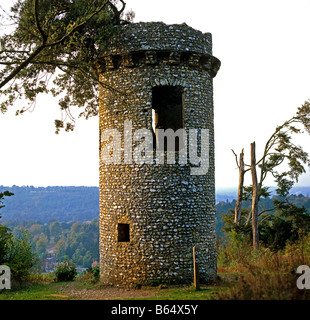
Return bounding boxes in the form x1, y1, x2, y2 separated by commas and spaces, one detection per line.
0, 0, 310, 188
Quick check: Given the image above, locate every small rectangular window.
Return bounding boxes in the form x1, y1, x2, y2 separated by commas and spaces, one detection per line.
118, 223, 130, 242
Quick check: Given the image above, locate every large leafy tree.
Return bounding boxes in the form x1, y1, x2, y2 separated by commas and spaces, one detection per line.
0, 0, 134, 132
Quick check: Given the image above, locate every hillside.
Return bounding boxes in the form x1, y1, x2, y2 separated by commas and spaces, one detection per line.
1, 185, 309, 225
0, 186, 99, 223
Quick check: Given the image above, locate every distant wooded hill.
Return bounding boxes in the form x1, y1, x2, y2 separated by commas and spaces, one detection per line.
0, 186, 99, 223
0, 185, 309, 228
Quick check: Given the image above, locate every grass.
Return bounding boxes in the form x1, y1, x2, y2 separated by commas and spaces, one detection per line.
3, 233, 310, 300
0, 278, 230, 301
127, 283, 227, 300
0, 282, 73, 300
147, 286, 224, 300
2, 266, 307, 300
216, 234, 310, 300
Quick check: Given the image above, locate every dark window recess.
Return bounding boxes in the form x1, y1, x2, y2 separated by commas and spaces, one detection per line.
118, 223, 130, 242
152, 86, 184, 151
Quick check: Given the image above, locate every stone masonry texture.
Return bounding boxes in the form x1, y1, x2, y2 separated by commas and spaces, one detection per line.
98, 22, 220, 286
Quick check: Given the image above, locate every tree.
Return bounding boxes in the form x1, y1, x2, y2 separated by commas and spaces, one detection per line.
260, 199, 310, 251
35, 233, 48, 259
6, 228, 38, 282
0, 189, 38, 282
250, 141, 259, 249
232, 101, 310, 249
0, 0, 134, 132
49, 220, 62, 242
0, 190, 14, 219
29, 223, 43, 237
0, 190, 14, 263
232, 148, 246, 225
0, 224, 12, 264
55, 238, 66, 259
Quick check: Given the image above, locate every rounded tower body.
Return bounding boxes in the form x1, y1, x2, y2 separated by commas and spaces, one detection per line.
98, 22, 220, 286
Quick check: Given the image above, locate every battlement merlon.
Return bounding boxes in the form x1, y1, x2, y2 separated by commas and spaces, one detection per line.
96, 22, 220, 78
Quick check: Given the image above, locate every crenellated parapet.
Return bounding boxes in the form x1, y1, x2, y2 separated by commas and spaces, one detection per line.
96, 49, 220, 77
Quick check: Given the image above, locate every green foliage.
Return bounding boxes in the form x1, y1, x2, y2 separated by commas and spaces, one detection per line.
0, 190, 14, 219
54, 258, 77, 282
258, 102, 310, 193
0, 224, 13, 264
84, 264, 100, 283
54, 238, 66, 258
219, 192, 310, 251
92, 265, 100, 283
6, 228, 38, 283
217, 230, 254, 271
242, 185, 271, 201
4, 216, 99, 269
1, 191, 38, 283
0, 0, 134, 132
49, 221, 62, 242
57, 220, 99, 267
260, 199, 310, 250
35, 233, 48, 259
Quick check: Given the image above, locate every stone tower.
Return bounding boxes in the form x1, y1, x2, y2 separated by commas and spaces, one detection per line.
98, 22, 220, 286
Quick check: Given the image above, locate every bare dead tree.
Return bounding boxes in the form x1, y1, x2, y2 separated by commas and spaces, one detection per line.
250, 142, 259, 249
232, 148, 250, 225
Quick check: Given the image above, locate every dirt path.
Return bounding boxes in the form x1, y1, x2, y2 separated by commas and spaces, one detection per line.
56, 282, 159, 300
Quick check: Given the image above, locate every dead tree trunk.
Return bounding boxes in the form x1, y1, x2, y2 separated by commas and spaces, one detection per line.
234, 149, 245, 225
251, 142, 259, 249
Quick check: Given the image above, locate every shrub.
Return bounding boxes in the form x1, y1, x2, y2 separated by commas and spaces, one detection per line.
217, 230, 259, 272
92, 265, 100, 283
77, 265, 100, 283
55, 259, 77, 282
6, 228, 38, 283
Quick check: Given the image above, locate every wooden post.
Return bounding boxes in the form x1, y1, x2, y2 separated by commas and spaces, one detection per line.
193, 246, 200, 290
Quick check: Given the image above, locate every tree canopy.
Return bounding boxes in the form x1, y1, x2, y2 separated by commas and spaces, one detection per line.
0, 0, 134, 132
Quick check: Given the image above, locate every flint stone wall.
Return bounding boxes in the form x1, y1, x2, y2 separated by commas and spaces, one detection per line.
98, 22, 220, 286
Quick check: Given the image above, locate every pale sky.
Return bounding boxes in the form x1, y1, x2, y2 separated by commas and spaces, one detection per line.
0, 0, 310, 188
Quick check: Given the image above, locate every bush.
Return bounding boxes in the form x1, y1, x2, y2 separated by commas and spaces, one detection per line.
217, 230, 258, 272
6, 228, 38, 283
55, 259, 77, 282
92, 265, 100, 283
